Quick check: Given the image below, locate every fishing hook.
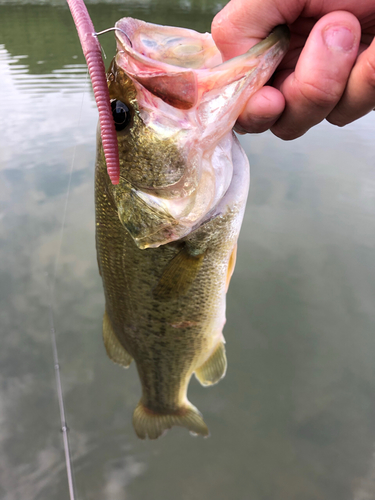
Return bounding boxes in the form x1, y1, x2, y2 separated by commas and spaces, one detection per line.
95, 27, 133, 48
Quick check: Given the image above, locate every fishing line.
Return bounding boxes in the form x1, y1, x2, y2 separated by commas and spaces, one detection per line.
100, 44, 107, 61
48, 69, 90, 500
49, 297, 76, 500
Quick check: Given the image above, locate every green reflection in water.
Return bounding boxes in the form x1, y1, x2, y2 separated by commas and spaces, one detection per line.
0, 1, 219, 76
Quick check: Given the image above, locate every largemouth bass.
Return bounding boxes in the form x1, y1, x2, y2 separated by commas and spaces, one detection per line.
94, 18, 289, 439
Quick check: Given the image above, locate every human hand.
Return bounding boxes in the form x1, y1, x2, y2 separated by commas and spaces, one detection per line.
212, 1, 375, 139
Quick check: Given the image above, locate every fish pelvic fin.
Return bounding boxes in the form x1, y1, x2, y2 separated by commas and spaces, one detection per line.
195, 341, 227, 386
103, 310, 133, 368
132, 401, 209, 440
226, 243, 237, 292
153, 246, 205, 301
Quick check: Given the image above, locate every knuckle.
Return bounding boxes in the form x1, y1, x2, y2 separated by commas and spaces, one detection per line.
327, 49, 375, 128
210, 16, 221, 40
297, 77, 343, 109
326, 112, 349, 128
363, 51, 375, 90
211, 14, 228, 45
271, 123, 306, 141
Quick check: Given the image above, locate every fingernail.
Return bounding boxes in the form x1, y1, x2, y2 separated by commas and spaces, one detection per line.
233, 123, 248, 135
323, 25, 355, 52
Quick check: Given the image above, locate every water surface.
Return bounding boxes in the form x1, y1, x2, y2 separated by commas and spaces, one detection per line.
1, 2, 375, 499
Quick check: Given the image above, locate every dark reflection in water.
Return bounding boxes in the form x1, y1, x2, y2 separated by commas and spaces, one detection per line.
1, 2, 375, 500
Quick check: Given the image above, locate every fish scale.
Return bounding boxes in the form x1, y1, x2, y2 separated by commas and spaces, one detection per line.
92, 19, 290, 439
96, 149, 241, 431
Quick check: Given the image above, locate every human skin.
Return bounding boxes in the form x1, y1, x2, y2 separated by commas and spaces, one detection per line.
211, 1, 375, 139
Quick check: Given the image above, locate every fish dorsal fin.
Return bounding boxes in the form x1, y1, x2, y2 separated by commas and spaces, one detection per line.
195, 341, 227, 386
133, 401, 209, 439
153, 246, 205, 300
103, 311, 133, 368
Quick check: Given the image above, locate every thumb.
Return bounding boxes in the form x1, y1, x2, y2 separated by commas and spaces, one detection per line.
212, 0, 297, 60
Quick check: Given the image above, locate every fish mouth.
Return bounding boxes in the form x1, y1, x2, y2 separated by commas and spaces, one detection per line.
109, 19, 290, 248
114, 19, 290, 110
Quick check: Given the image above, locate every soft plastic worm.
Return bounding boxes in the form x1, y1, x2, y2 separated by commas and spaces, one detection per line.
67, 0, 120, 184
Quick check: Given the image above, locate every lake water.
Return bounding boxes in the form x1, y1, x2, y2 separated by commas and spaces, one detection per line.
1, 1, 375, 499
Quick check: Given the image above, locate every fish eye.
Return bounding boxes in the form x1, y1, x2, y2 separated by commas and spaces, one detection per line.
111, 100, 131, 131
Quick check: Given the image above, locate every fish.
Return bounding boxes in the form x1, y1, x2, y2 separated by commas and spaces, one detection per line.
94, 18, 289, 439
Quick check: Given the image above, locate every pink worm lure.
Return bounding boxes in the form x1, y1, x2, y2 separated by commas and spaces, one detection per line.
67, 0, 120, 184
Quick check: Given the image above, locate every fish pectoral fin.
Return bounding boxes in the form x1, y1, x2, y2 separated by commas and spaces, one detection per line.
132, 401, 209, 440
103, 311, 133, 368
153, 246, 205, 300
195, 341, 227, 386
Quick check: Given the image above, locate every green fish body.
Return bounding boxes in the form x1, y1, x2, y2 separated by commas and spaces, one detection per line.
95, 19, 289, 439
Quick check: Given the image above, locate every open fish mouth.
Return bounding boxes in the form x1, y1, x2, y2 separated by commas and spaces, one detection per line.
114, 19, 290, 111
105, 19, 290, 249
67, 0, 289, 186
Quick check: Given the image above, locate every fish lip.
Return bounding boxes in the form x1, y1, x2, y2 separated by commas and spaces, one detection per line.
114, 18, 290, 74
207, 24, 290, 74
114, 17, 218, 73
252, 25, 291, 56
113, 19, 290, 110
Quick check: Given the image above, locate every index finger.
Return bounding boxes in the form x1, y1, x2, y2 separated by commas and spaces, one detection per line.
211, 0, 297, 60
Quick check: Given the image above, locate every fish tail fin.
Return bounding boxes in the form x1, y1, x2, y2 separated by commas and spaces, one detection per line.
132, 401, 209, 440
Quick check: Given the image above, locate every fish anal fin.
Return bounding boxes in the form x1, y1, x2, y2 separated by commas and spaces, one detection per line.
103, 311, 132, 368
153, 246, 205, 300
226, 243, 237, 292
195, 341, 227, 386
132, 401, 209, 440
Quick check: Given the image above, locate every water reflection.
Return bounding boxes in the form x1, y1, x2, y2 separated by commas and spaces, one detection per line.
9, 62, 90, 95
1, 2, 375, 500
